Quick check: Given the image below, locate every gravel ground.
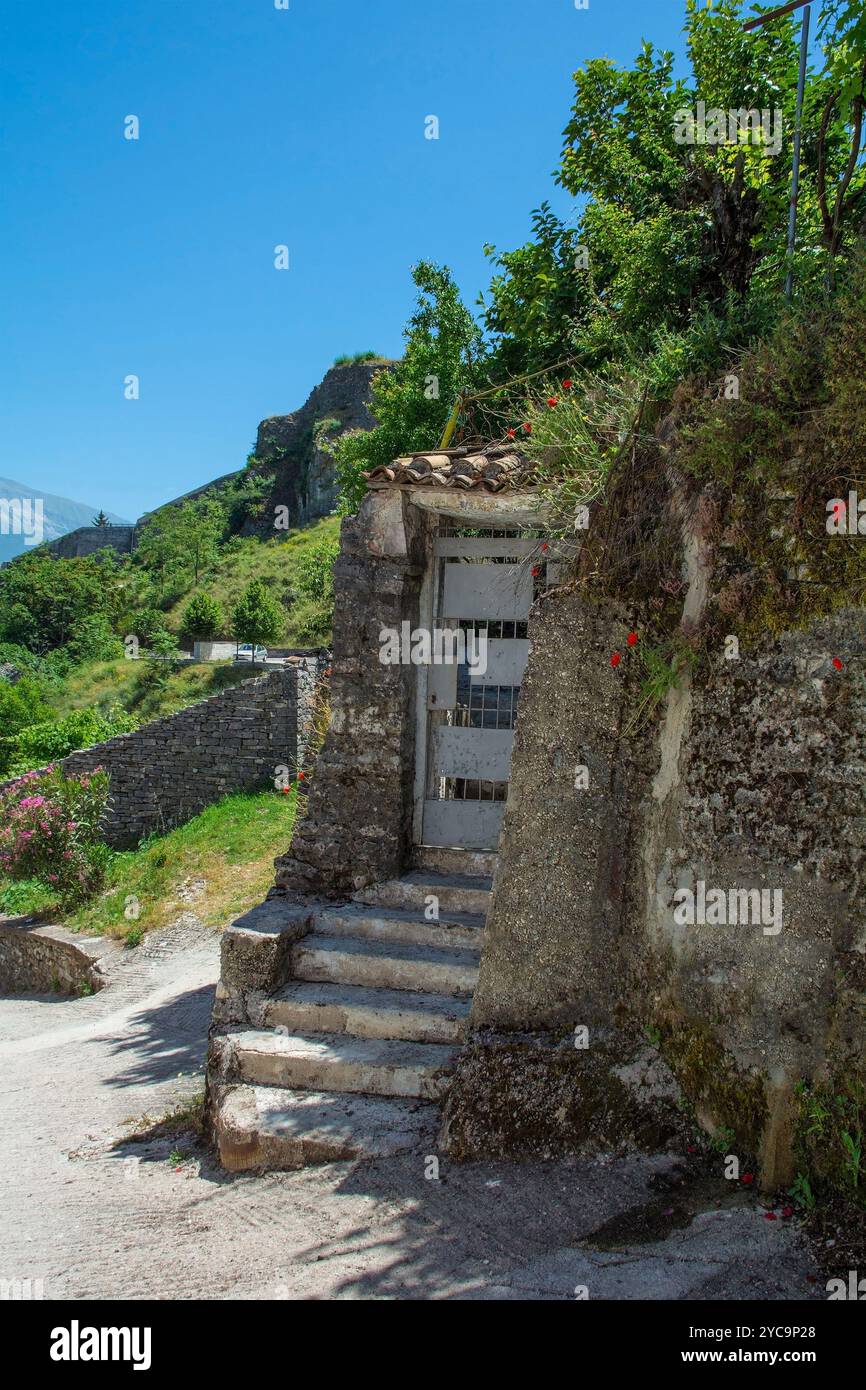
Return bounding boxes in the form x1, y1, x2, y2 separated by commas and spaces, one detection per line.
0, 920, 822, 1301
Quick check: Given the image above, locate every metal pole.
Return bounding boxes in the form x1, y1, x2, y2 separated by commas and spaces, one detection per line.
785, 4, 811, 298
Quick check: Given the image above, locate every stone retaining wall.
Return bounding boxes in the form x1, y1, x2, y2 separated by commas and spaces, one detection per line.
2, 666, 318, 848
0, 920, 106, 996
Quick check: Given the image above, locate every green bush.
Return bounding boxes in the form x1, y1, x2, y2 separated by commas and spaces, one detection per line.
180, 592, 224, 643
293, 537, 339, 604
333, 261, 482, 513
0, 677, 55, 774
65, 614, 125, 664
2, 705, 137, 777
231, 579, 284, 647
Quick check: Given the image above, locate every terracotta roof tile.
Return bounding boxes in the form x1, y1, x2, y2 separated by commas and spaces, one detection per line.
365, 441, 536, 492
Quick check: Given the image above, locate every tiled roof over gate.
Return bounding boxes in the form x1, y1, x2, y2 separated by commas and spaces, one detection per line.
365, 441, 536, 492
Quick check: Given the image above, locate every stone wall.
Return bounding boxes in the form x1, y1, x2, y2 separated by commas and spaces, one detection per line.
43, 525, 139, 559
4, 666, 318, 848
273, 489, 432, 896
442, 491, 866, 1190
0, 921, 106, 996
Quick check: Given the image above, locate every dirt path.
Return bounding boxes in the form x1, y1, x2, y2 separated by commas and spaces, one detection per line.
0, 922, 821, 1301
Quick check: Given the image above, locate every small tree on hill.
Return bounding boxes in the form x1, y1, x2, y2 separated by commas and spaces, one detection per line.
180, 592, 224, 644
231, 580, 284, 651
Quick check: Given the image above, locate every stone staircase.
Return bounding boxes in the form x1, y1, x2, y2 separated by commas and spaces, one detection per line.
209, 848, 494, 1171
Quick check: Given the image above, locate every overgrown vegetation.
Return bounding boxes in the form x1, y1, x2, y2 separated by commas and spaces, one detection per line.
795, 1075, 866, 1209
0, 788, 299, 939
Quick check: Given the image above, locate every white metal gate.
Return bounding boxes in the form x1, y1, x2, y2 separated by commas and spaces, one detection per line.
415, 527, 559, 851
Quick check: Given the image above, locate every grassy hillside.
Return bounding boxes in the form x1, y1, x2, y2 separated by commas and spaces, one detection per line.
50, 656, 258, 725
0, 788, 298, 943
160, 516, 340, 645
0, 513, 341, 772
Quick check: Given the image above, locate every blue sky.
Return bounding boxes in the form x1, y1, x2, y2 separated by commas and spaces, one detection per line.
1, 0, 696, 521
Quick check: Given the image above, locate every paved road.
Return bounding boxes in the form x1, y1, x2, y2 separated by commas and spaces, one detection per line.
0, 921, 821, 1301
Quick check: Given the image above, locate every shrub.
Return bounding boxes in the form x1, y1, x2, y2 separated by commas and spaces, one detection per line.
0, 677, 54, 774
333, 262, 481, 513
232, 579, 284, 647
293, 537, 339, 604
180, 592, 224, 643
2, 705, 137, 777
0, 765, 110, 906
65, 613, 125, 664
123, 607, 172, 647
332, 351, 382, 366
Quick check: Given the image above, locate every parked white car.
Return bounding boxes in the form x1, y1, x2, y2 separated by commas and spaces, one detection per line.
233, 644, 269, 664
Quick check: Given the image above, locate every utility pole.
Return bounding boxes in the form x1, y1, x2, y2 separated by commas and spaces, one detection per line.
743, 0, 812, 299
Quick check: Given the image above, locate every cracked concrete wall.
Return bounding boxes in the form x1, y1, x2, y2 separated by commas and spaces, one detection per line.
469, 590, 640, 1032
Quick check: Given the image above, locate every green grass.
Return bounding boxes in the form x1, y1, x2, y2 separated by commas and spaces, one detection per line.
0, 788, 298, 940
49, 657, 257, 725
332, 351, 388, 366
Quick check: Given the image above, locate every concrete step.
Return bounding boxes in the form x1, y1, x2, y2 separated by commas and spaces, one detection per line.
292, 933, 480, 998
263, 979, 472, 1044
412, 845, 498, 879
317, 901, 485, 952
214, 1083, 438, 1172
227, 1029, 457, 1100
353, 870, 492, 917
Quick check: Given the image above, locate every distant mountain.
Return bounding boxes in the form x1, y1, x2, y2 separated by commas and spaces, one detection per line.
0, 476, 130, 563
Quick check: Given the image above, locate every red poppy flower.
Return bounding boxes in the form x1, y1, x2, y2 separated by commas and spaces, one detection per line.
547, 396, 558, 408
541, 542, 549, 552
610, 652, 621, 668
281, 787, 290, 795
627, 631, 638, 646
741, 1173, 754, 1185
833, 657, 843, 670
298, 772, 306, 781
563, 379, 573, 390
531, 566, 540, 577
507, 428, 515, 439
763, 1211, 777, 1221
522, 422, 532, 434
781, 1205, 794, 1219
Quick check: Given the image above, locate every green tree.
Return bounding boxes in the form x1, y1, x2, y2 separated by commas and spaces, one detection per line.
180, 592, 224, 643
136, 496, 226, 595
333, 261, 483, 512
65, 614, 124, 664
480, 0, 866, 388
293, 537, 339, 604
0, 677, 54, 774
0, 551, 121, 653
231, 579, 284, 649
